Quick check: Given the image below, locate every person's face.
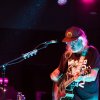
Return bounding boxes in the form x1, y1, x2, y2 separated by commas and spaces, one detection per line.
66, 38, 83, 53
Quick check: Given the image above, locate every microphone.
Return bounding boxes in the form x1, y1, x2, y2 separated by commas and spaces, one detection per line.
44, 40, 57, 44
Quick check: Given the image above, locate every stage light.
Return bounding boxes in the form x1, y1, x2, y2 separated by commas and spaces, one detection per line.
82, 0, 95, 4
57, 0, 67, 5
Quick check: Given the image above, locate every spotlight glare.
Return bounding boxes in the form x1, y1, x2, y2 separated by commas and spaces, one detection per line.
57, 0, 67, 5
82, 0, 95, 4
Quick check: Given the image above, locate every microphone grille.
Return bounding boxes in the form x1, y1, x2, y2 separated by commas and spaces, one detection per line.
51, 40, 57, 43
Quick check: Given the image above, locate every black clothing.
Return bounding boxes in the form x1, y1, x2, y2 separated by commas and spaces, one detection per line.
58, 46, 100, 100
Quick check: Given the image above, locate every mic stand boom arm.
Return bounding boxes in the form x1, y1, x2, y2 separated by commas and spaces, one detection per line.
0, 41, 49, 68
0, 41, 51, 98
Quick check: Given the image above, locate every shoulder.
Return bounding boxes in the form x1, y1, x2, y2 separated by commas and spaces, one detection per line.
87, 45, 100, 61
88, 45, 99, 54
89, 45, 97, 50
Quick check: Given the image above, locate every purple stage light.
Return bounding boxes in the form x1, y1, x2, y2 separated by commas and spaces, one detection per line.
57, 0, 67, 5
82, 0, 95, 4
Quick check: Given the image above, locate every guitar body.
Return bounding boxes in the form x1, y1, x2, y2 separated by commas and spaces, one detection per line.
53, 82, 75, 100
53, 82, 65, 100
52, 66, 91, 100
52, 73, 76, 100
52, 51, 91, 100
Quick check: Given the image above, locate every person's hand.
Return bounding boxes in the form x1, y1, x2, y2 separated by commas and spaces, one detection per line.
50, 68, 60, 82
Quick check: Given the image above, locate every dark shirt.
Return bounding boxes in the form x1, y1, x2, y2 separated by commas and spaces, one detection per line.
58, 46, 100, 100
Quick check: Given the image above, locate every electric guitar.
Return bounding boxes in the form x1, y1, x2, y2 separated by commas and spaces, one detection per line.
53, 66, 91, 100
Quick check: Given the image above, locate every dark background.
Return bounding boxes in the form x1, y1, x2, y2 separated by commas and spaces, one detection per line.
0, 0, 100, 99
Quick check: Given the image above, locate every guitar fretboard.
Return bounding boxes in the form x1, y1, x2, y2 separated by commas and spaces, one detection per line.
64, 77, 74, 87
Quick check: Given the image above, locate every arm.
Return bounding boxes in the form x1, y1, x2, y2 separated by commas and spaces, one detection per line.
75, 68, 99, 82
83, 68, 99, 82
50, 68, 62, 82
50, 53, 66, 82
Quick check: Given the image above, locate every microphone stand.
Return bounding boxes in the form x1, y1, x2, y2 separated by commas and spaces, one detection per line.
0, 42, 50, 100
2, 65, 6, 100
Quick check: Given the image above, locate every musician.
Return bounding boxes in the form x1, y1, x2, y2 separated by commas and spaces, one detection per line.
50, 26, 100, 100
